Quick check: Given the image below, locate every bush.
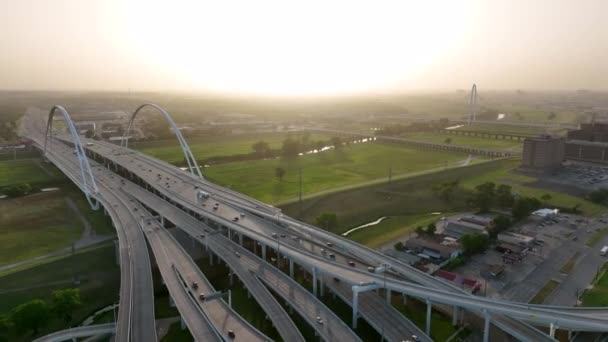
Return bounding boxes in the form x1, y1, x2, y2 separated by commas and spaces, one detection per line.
2, 183, 32, 198
461, 233, 489, 255
589, 188, 608, 204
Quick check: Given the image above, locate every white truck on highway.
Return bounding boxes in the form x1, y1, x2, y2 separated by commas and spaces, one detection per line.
601, 246, 608, 256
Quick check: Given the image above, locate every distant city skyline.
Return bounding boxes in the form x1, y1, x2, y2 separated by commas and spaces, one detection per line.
1, 0, 607, 95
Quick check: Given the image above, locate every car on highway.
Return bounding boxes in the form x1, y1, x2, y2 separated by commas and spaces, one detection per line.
316, 316, 324, 325
240, 212, 246, 218
329, 253, 335, 259
228, 330, 236, 339
198, 293, 206, 301
326, 242, 333, 247
192, 281, 198, 289
411, 335, 420, 341
235, 252, 241, 258
348, 261, 356, 267
368, 266, 375, 273
232, 216, 239, 222
280, 233, 286, 238
272, 233, 278, 238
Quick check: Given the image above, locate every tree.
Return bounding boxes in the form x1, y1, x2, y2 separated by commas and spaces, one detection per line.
540, 193, 552, 204
394, 242, 404, 251
330, 136, 343, 149
444, 137, 452, 144
490, 215, 512, 237
589, 188, 608, 204
496, 184, 514, 208
11, 299, 50, 336
51, 288, 81, 325
146, 116, 172, 139
433, 181, 459, 202
281, 138, 300, 158
275, 167, 285, 182
426, 223, 437, 235
468, 182, 496, 212
84, 129, 94, 139
2, 183, 31, 198
415, 226, 425, 235
460, 233, 489, 255
512, 196, 542, 220
251, 140, 271, 157
315, 212, 338, 230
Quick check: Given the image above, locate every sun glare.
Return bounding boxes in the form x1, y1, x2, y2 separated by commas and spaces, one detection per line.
126, 0, 467, 95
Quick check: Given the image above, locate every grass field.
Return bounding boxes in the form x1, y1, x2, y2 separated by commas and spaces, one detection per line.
529, 280, 560, 304
560, 252, 580, 274
346, 214, 444, 248
405, 132, 522, 150
0, 158, 64, 189
0, 244, 120, 341
280, 158, 604, 247
133, 132, 329, 164
393, 301, 458, 341
581, 262, 608, 307
205, 142, 470, 203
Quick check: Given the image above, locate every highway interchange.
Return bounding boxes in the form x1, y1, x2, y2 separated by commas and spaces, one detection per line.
23, 105, 608, 342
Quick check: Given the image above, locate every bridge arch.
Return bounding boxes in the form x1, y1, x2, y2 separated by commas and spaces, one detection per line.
44, 105, 100, 210
468, 83, 478, 125
122, 103, 203, 178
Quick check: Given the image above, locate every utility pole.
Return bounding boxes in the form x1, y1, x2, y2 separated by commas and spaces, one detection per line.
298, 168, 303, 218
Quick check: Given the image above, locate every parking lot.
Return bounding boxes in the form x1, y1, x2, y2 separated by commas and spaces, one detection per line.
455, 213, 608, 304
538, 161, 608, 193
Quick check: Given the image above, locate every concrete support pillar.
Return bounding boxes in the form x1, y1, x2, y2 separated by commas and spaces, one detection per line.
385, 288, 391, 304
104, 207, 108, 216
352, 287, 359, 329
160, 216, 165, 228
253, 241, 257, 255
402, 293, 408, 305
426, 300, 432, 336
209, 250, 214, 266
289, 259, 294, 278
262, 244, 266, 260
312, 266, 318, 297
452, 306, 459, 326
238, 233, 243, 246
483, 311, 491, 342
229, 271, 234, 287
549, 323, 557, 338
180, 316, 186, 330
319, 275, 324, 297
169, 295, 175, 308
228, 228, 232, 242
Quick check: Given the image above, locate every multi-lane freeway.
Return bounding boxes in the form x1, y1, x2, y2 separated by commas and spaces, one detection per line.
24, 105, 608, 342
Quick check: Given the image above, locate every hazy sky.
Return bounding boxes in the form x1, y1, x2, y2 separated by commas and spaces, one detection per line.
1, 0, 606, 95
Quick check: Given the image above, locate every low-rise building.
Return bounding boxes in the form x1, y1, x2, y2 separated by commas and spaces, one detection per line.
405, 236, 462, 260
497, 232, 535, 247
521, 135, 565, 171
383, 249, 422, 266
443, 217, 488, 239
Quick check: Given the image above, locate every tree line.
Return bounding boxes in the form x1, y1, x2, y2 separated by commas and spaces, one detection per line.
0, 288, 81, 340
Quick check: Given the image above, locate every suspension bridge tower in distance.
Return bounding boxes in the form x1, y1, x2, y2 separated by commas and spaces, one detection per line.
468, 83, 478, 125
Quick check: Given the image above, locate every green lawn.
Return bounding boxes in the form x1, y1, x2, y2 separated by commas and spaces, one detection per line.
205, 143, 470, 203
405, 132, 522, 150
0, 244, 120, 341
393, 301, 457, 342
0, 191, 83, 266
346, 214, 444, 248
0, 158, 64, 189
581, 262, 608, 307
134, 132, 329, 164
0, 156, 115, 266
529, 280, 560, 304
